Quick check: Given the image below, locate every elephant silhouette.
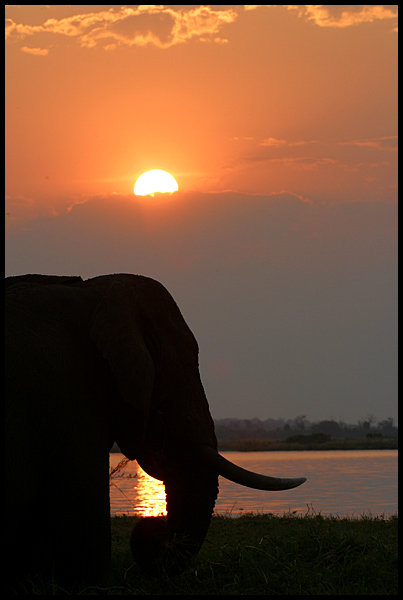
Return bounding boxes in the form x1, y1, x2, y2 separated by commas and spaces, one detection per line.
6, 273, 305, 587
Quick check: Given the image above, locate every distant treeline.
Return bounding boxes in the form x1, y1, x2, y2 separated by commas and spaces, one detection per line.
214, 415, 397, 442
110, 416, 397, 453
218, 435, 398, 452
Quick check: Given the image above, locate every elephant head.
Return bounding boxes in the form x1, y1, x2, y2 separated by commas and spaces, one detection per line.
5, 273, 306, 584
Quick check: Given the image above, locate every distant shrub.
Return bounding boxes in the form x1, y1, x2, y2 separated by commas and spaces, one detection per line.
285, 433, 332, 444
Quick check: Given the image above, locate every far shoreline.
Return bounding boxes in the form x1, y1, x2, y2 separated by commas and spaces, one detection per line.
217, 437, 398, 452
110, 437, 398, 453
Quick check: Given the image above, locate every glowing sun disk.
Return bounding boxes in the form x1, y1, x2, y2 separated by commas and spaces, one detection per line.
134, 169, 178, 196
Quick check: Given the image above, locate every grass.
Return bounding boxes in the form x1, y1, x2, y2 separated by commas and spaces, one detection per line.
107, 512, 398, 595
21, 511, 396, 595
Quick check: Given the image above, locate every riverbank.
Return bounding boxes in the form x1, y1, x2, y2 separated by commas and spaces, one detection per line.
20, 512, 397, 594
218, 436, 398, 452
110, 437, 398, 454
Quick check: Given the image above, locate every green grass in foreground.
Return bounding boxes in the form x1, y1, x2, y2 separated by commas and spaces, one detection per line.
22, 512, 397, 595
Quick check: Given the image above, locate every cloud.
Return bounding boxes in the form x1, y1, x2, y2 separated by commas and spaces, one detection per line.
5, 187, 398, 386
339, 135, 398, 151
5, 191, 397, 421
5, 194, 58, 233
260, 137, 289, 148
264, 156, 340, 171
245, 5, 399, 29
299, 5, 399, 28
238, 155, 340, 171
5, 5, 398, 53
260, 137, 321, 148
230, 135, 397, 184
20, 45, 48, 55
5, 5, 237, 50
258, 136, 397, 152
231, 136, 255, 141
231, 140, 341, 171
6, 190, 397, 274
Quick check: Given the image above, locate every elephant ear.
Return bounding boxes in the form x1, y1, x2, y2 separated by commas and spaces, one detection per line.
90, 280, 155, 429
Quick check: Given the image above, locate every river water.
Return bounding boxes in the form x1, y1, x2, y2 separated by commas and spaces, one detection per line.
109, 449, 397, 518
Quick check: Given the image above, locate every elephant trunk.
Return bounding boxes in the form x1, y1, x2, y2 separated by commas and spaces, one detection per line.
130, 446, 306, 575
130, 451, 218, 576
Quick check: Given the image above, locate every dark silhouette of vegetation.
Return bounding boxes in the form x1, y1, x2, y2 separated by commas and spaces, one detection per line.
285, 432, 332, 445
112, 416, 397, 453
214, 415, 397, 443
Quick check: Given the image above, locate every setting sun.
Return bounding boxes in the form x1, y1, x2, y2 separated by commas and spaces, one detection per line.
134, 169, 179, 196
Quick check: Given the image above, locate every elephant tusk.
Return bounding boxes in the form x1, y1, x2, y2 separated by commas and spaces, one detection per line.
198, 446, 307, 491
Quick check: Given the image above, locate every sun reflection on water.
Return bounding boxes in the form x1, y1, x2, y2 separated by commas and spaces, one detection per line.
110, 456, 167, 517
110, 451, 397, 518
134, 464, 167, 517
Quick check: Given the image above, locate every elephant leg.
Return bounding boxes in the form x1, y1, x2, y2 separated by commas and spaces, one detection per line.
58, 472, 110, 585
32, 398, 112, 589
6, 442, 111, 590
51, 434, 111, 587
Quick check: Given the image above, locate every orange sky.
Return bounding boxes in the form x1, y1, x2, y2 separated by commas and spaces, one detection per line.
5, 6, 398, 422
5, 5, 398, 224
